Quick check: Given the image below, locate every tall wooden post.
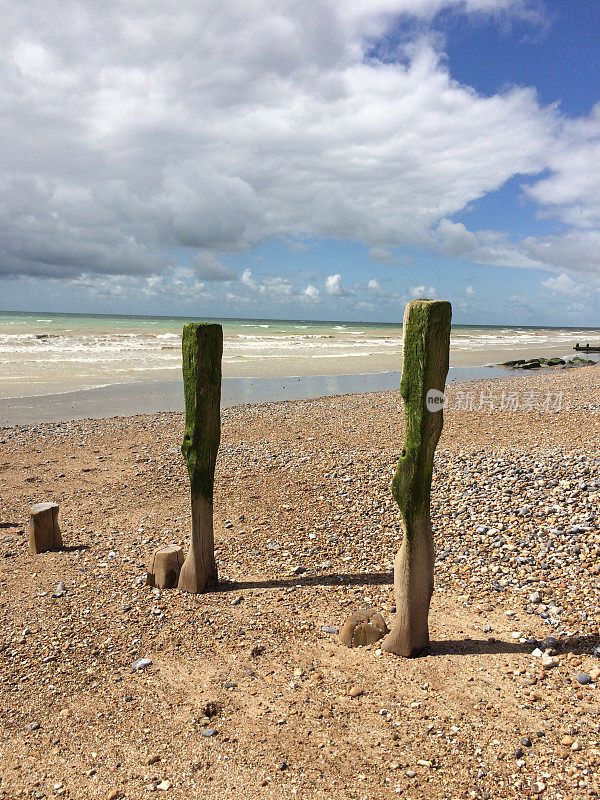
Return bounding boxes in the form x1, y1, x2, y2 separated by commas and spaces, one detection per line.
382, 299, 451, 656
178, 323, 222, 593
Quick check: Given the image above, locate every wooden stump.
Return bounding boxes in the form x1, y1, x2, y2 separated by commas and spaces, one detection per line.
178, 323, 222, 594
381, 299, 451, 657
339, 609, 389, 648
147, 545, 184, 589
28, 502, 63, 554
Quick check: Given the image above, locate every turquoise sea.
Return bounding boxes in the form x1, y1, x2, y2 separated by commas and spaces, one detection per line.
1, 310, 599, 400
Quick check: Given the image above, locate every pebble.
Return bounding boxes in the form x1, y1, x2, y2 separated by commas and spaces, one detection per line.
576, 672, 592, 685
230, 597, 242, 606
200, 728, 218, 737
321, 625, 339, 634
157, 780, 172, 791
52, 582, 65, 597
405, 770, 416, 778
349, 686, 364, 698
27, 722, 40, 731
291, 566, 306, 574
132, 658, 152, 671
520, 736, 532, 747
531, 648, 543, 658
540, 654, 558, 669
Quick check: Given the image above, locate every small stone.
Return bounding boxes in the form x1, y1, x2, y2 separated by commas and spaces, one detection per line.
561, 735, 574, 746
291, 566, 306, 574
405, 770, 416, 778
589, 667, 600, 681
52, 582, 65, 597
230, 597, 242, 606
531, 648, 543, 658
200, 728, 218, 737
514, 747, 524, 759
41, 655, 57, 664
532, 782, 545, 794
529, 592, 541, 604
107, 791, 122, 800
520, 737, 532, 747
540, 654, 558, 669
576, 672, 592, 685
321, 626, 339, 634
571, 740, 582, 751
147, 755, 161, 765
349, 686, 364, 698
157, 780, 172, 791
224, 682, 237, 689
27, 722, 40, 731
293, 668, 304, 677
132, 658, 152, 671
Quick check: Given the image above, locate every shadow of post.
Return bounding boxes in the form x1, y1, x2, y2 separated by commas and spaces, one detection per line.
214, 571, 393, 592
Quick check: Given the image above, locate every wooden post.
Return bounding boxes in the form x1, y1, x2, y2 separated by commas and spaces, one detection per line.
178, 323, 222, 593
28, 502, 63, 554
381, 299, 451, 657
147, 545, 184, 589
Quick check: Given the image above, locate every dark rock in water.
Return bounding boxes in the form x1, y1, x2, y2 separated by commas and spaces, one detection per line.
500, 359, 526, 368
522, 360, 542, 369
547, 357, 566, 366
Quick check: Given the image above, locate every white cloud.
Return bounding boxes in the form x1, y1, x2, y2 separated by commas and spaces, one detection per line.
241, 268, 257, 289
259, 276, 294, 296
541, 273, 583, 298
368, 278, 381, 292
0, 0, 576, 286
465, 285, 475, 297
303, 284, 320, 299
325, 273, 353, 296
408, 284, 436, 298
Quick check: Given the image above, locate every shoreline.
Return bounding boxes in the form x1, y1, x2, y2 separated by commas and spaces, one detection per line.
0, 363, 583, 426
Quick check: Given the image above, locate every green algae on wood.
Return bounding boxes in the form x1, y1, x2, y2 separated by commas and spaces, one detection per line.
178, 323, 222, 593
382, 299, 451, 657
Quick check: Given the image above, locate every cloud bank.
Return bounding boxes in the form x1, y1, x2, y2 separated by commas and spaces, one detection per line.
0, 0, 598, 302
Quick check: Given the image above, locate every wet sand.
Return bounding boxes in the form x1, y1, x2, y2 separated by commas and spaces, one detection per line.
0, 364, 566, 426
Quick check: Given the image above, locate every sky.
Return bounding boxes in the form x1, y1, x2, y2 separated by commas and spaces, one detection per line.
0, 0, 599, 325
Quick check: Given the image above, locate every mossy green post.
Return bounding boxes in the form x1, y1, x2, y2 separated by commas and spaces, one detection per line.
178, 323, 222, 594
382, 299, 451, 657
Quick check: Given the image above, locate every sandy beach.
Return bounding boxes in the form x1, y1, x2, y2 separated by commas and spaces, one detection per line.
1, 365, 600, 799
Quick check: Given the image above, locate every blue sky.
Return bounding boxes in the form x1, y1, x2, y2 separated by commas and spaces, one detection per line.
1, 0, 599, 324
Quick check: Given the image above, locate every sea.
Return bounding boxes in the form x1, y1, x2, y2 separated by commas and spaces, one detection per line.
1, 310, 599, 400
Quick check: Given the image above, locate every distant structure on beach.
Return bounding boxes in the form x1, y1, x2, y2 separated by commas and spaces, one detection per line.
574, 342, 600, 353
